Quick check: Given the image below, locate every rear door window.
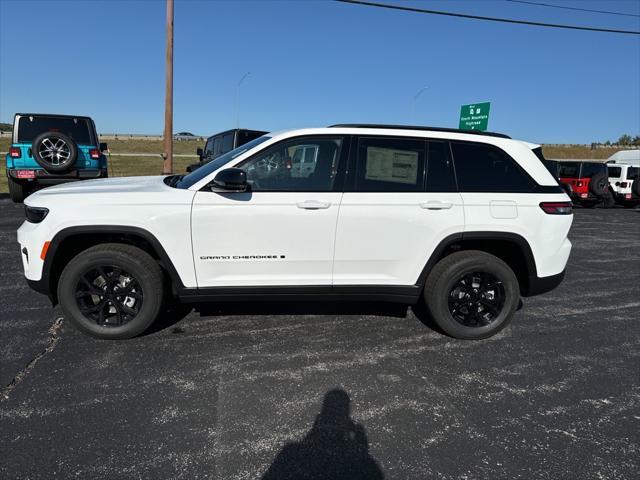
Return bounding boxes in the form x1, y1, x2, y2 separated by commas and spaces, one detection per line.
213, 137, 223, 158
450, 142, 535, 192
17, 116, 94, 144
426, 141, 456, 192
354, 137, 425, 192
222, 133, 234, 153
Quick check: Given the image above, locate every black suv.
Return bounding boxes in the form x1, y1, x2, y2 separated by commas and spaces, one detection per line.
5, 113, 108, 202
186, 128, 267, 172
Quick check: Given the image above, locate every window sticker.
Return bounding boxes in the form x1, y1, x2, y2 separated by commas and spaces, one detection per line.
365, 147, 419, 184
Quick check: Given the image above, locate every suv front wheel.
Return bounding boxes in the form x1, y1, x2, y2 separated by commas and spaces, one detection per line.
58, 243, 164, 339
423, 251, 520, 340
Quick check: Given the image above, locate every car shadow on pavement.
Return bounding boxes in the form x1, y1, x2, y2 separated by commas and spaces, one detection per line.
142, 301, 194, 336
261, 388, 384, 480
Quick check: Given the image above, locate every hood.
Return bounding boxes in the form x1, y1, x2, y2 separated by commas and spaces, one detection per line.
32, 175, 171, 196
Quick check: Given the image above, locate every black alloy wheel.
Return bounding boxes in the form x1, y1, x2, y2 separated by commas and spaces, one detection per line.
75, 266, 143, 327
447, 272, 506, 328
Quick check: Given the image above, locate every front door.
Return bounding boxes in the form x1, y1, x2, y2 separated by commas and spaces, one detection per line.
191, 135, 346, 287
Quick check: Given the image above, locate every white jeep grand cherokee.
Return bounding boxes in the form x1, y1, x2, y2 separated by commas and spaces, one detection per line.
18, 125, 573, 340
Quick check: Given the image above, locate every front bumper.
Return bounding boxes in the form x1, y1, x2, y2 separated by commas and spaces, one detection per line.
8, 168, 108, 185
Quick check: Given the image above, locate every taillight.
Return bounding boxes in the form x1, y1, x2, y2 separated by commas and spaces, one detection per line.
89, 148, 101, 159
620, 182, 628, 188
9, 147, 21, 158
540, 202, 572, 215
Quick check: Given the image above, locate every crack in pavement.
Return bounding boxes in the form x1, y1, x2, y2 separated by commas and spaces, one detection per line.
1, 317, 64, 402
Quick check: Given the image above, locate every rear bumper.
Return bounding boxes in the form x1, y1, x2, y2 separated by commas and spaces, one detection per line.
525, 270, 565, 296
613, 192, 640, 205
569, 192, 602, 205
8, 168, 108, 185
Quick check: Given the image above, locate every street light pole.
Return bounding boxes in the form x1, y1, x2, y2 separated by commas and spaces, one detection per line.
235, 71, 251, 129
162, 0, 174, 175
412, 85, 428, 123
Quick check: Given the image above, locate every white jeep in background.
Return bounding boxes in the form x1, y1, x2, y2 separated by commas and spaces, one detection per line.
606, 150, 640, 207
17, 124, 573, 341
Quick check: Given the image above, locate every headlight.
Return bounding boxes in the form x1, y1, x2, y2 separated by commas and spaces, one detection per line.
25, 206, 49, 223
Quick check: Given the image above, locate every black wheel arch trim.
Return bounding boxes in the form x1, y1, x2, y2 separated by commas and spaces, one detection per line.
415, 231, 558, 297
32, 225, 186, 301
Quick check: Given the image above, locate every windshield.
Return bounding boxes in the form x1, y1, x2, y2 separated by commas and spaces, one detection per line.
17, 115, 94, 144
176, 135, 271, 189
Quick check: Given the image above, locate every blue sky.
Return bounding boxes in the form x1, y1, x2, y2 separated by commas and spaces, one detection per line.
1, 0, 639, 144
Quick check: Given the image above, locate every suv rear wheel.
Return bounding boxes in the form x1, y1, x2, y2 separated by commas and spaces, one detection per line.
8, 177, 29, 203
423, 251, 519, 340
58, 243, 164, 339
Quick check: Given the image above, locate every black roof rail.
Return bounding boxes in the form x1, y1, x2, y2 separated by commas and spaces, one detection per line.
328, 124, 511, 139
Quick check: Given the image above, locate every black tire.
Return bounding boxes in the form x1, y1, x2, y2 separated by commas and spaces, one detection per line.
57, 243, 164, 339
589, 172, 608, 196
32, 131, 78, 173
423, 251, 520, 340
8, 177, 28, 203
602, 189, 616, 208
632, 179, 640, 197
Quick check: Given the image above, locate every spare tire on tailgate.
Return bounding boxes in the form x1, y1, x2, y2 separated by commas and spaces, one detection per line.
633, 178, 640, 197
32, 132, 78, 173
589, 172, 608, 196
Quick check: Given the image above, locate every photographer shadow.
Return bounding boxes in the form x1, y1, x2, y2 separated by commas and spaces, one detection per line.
262, 388, 384, 480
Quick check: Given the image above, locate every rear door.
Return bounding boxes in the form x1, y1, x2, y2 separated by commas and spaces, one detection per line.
333, 136, 464, 286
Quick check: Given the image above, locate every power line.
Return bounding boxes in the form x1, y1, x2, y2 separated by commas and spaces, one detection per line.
504, 0, 640, 19
334, 0, 640, 35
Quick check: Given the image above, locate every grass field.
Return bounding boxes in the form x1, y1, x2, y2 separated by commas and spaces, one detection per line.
0, 136, 634, 194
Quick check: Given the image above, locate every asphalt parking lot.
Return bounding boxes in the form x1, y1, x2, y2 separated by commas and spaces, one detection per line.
1, 198, 639, 479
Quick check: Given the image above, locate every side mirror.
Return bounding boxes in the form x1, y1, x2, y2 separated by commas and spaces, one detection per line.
196, 147, 203, 160
99, 142, 108, 152
210, 168, 247, 192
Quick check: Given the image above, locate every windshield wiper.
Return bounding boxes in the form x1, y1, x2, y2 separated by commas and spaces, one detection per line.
168, 174, 185, 187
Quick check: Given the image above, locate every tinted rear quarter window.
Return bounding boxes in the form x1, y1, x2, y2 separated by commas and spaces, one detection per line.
451, 142, 535, 192
355, 137, 425, 192
627, 167, 639, 180
18, 116, 93, 144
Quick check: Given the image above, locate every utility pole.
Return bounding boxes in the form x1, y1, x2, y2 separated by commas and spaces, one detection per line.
162, 0, 174, 174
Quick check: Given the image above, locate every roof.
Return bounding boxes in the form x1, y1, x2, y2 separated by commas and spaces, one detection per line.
15, 113, 93, 120
328, 124, 511, 139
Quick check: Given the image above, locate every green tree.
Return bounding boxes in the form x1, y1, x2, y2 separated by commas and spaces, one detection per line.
632, 135, 640, 146
618, 134, 632, 145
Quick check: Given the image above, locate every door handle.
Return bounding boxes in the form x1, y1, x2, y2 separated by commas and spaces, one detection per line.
420, 201, 453, 210
297, 200, 331, 210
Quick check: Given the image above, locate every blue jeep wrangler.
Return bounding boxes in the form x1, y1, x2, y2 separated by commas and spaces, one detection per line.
5, 113, 108, 202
